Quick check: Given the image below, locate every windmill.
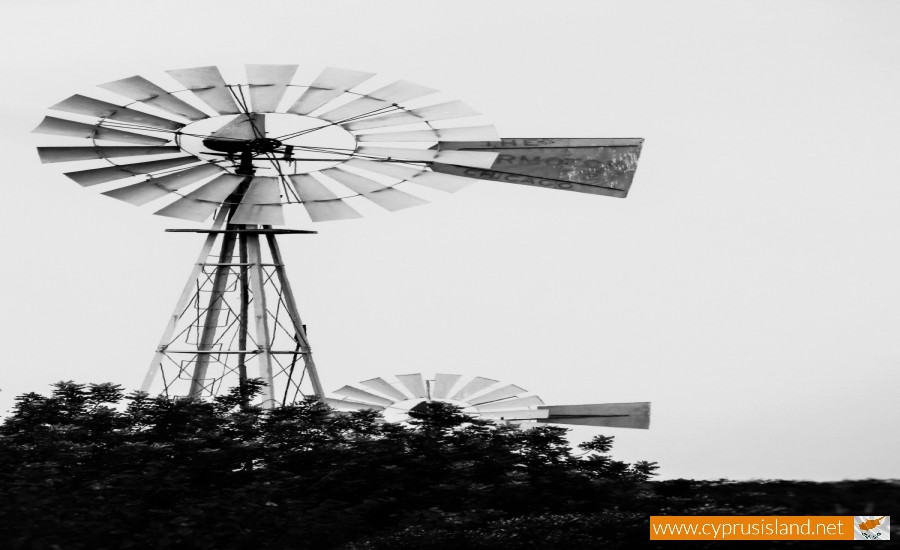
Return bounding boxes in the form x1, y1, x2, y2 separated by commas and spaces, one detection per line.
33, 64, 646, 423
327, 374, 650, 429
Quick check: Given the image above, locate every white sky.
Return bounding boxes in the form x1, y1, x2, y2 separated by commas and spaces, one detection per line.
0, 0, 898, 480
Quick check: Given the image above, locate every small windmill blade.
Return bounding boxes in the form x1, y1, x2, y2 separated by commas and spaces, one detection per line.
537, 402, 651, 429
154, 174, 246, 222
408, 171, 475, 193
311, 77, 430, 120
230, 176, 285, 225
431, 373, 462, 399
333, 385, 395, 406
452, 376, 499, 401
303, 199, 364, 222
357, 126, 500, 143
33, 116, 171, 146
289, 174, 363, 222
355, 146, 498, 170
64, 156, 200, 186
50, 95, 185, 131
288, 66, 376, 115
343, 100, 482, 131
166, 65, 241, 115
246, 64, 298, 112
431, 138, 644, 198
318, 81, 437, 123
342, 158, 424, 179
469, 384, 527, 405
320, 168, 429, 211
100, 75, 208, 121
367, 80, 437, 104
359, 377, 409, 402
342, 158, 474, 194
396, 374, 427, 398
37, 145, 181, 163
102, 164, 224, 206
316, 97, 396, 124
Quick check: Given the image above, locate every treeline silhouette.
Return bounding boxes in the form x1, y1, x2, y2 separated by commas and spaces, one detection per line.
0, 381, 895, 549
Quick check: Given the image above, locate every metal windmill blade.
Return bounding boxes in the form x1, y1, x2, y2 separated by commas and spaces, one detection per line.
326, 373, 650, 429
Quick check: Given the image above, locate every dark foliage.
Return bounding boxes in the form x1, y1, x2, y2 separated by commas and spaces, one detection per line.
0, 381, 896, 549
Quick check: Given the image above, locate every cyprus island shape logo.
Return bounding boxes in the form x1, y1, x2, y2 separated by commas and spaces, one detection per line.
855, 516, 890, 541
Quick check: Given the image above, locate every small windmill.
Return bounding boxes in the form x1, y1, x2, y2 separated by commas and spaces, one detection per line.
327, 374, 650, 429
33, 64, 645, 418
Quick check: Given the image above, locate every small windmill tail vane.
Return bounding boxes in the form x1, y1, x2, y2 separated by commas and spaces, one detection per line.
32, 64, 644, 410
326, 373, 650, 429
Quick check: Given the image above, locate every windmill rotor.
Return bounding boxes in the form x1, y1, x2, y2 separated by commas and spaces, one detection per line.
34, 64, 642, 226
33, 64, 508, 225
33, 64, 646, 412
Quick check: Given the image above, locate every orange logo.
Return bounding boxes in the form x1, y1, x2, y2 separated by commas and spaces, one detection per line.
858, 517, 886, 531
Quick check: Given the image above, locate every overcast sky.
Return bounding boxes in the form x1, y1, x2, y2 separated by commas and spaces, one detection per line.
1, 0, 898, 481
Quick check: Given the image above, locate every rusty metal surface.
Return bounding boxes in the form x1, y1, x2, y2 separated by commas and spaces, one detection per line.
538, 401, 650, 429
431, 138, 643, 198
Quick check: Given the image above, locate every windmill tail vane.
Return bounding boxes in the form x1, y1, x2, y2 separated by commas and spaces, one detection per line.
33, 64, 646, 417
432, 138, 642, 198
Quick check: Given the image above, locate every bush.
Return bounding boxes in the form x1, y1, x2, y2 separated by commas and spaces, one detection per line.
0, 381, 655, 550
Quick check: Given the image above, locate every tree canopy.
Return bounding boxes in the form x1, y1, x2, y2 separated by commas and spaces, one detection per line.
1, 381, 896, 549
0, 381, 657, 549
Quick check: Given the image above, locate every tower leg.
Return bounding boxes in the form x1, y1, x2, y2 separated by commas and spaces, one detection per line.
188, 231, 237, 399
237, 231, 250, 404
143, 208, 228, 394
244, 230, 276, 407
264, 230, 325, 398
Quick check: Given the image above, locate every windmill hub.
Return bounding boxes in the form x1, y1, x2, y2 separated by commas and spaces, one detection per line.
249, 137, 282, 152
200, 136, 282, 154
179, 112, 357, 177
